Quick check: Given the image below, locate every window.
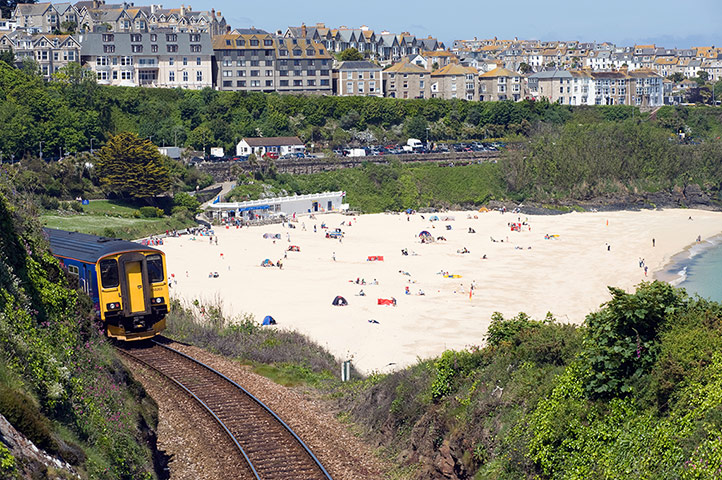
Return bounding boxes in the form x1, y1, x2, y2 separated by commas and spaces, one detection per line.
237, 70, 245, 77
100, 259, 119, 288
358, 81, 364, 92
250, 70, 259, 77
197, 71, 203, 82
293, 49, 301, 56
169, 57, 174, 65
223, 80, 232, 87
195, 57, 201, 66
264, 39, 273, 46
250, 60, 259, 66
150, 34, 157, 42
280, 79, 289, 86
306, 49, 314, 56
237, 80, 246, 87
279, 49, 288, 56
169, 71, 175, 81
103, 45, 115, 53
236, 39, 245, 46
112, 71, 118, 79
264, 60, 273, 66
250, 80, 260, 87
265, 70, 272, 77
167, 44, 178, 53
190, 44, 201, 52
307, 70, 315, 76
250, 39, 259, 46
130, 34, 142, 42
96, 56, 108, 66
294, 60, 300, 66
279, 71, 288, 76
120, 56, 133, 66
67, 265, 79, 276
166, 34, 177, 42
236, 59, 246, 66
346, 82, 353, 92
182, 57, 187, 66
183, 71, 188, 82
151, 44, 158, 53
223, 70, 232, 77
102, 34, 114, 42
293, 79, 302, 86
320, 78, 329, 86
420, 80, 424, 88
265, 80, 273, 86
320, 69, 329, 76
307, 79, 315, 86
121, 70, 133, 80
131, 44, 143, 53
190, 33, 201, 42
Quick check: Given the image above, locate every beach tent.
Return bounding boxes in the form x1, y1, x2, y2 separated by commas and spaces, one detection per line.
377, 298, 395, 306
429, 215, 440, 221
441, 215, 455, 221
263, 233, 281, 239
419, 230, 434, 243
262, 315, 277, 325
288, 245, 300, 252
478, 207, 491, 212
261, 258, 274, 267
367, 256, 384, 261
332, 296, 348, 306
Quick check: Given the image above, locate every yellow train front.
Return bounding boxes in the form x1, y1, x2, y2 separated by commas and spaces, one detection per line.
44, 228, 169, 341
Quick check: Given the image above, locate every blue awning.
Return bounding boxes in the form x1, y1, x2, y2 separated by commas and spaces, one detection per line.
238, 205, 270, 212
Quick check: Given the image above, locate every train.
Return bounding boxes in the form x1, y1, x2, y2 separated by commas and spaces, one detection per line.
44, 228, 169, 341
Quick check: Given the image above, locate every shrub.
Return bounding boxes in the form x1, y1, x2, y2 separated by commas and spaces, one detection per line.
485, 311, 547, 347
39, 195, 60, 211
0, 387, 58, 454
173, 191, 201, 213
138, 206, 164, 218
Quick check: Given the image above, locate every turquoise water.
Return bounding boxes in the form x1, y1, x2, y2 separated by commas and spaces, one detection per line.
660, 237, 722, 302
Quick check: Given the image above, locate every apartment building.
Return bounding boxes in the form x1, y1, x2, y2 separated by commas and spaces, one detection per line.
0, 31, 81, 77
80, 31, 213, 88
478, 67, 525, 101
529, 68, 663, 106
383, 61, 429, 99
212, 29, 277, 92
430, 64, 478, 101
334, 61, 383, 96
212, 30, 332, 94
12, 2, 75, 33
274, 37, 332, 94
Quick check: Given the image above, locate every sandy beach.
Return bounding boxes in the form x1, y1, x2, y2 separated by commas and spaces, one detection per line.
158, 208, 722, 374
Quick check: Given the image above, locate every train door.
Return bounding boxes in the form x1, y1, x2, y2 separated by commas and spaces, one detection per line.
118, 252, 151, 316
125, 261, 145, 313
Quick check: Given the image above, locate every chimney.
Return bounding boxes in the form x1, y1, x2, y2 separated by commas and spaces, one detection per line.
92, 0, 99, 8
301, 23, 306, 37
316, 23, 325, 28
217, 11, 221, 17
180, 4, 185, 15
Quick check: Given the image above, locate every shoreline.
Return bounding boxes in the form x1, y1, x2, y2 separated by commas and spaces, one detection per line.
654, 232, 722, 287
158, 208, 722, 374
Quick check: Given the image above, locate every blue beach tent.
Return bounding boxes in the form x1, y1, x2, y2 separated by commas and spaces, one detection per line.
262, 315, 277, 325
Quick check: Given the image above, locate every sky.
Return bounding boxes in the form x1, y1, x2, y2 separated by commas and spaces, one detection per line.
163, 0, 722, 49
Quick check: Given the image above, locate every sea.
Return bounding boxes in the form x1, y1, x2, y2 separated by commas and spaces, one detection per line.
656, 235, 722, 302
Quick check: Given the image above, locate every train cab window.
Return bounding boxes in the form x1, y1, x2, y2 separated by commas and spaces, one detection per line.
67, 265, 79, 276
99, 259, 119, 288
147, 254, 164, 283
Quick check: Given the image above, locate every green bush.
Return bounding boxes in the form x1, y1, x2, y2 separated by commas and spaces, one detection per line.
0, 387, 58, 454
0, 442, 16, 478
138, 206, 164, 218
173, 191, 201, 213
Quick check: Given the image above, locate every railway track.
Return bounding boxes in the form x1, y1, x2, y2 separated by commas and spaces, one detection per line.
117, 338, 333, 480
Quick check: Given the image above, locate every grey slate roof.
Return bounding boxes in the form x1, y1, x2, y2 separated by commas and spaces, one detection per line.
528, 70, 573, 79
80, 31, 212, 56
337, 60, 381, 70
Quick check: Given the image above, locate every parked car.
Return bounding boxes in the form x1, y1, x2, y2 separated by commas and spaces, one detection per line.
263, 152, 279, 160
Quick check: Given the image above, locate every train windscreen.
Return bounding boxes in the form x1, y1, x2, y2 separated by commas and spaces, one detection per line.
99, 259, 119, 288
147, 254, 164, 283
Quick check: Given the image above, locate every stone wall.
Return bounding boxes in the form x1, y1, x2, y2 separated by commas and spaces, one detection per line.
197, 151, 501, 182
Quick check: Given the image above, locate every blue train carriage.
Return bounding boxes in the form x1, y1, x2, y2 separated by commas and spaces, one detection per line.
43, 228, 169, 341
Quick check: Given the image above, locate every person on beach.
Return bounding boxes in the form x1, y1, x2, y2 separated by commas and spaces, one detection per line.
644, 266, 648, 277
332, 252, 336, 261
652, 238, 655, 247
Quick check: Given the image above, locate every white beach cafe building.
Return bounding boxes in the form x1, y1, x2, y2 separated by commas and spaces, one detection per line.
207, 191, 348, 221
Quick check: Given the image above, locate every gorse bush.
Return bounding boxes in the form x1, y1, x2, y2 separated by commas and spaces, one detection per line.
138, 206, 164, 218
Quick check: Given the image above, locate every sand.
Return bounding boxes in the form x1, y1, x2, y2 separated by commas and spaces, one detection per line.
158, 209, 722, 374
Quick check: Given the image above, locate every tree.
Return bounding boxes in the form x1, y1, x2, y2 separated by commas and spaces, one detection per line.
59, 20, 77, 33
338, 48, 363, 62
404, 115, 428, 140
432, 62, 439, 71
0, 0, 36, 19
52, 62, 96, 85
95, 132, 171, 200
696, 71, 710, 84
519, 62, 532, 74
668, 72, 685, 83
0, 47, 14, 67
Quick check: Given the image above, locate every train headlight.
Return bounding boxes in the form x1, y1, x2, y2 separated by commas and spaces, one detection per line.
106, 302, 121, 311
152, 297, 165, 305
